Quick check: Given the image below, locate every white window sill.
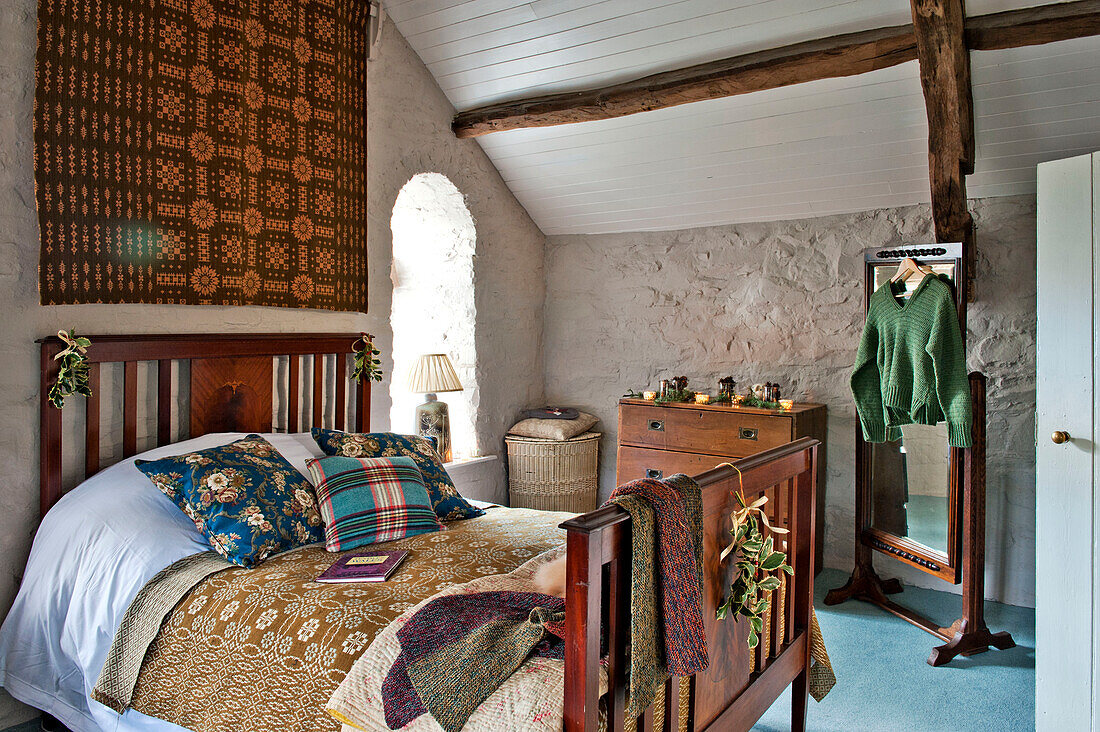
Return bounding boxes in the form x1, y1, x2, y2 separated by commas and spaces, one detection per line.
443, 454, 504, 504
444, 454, 498, 470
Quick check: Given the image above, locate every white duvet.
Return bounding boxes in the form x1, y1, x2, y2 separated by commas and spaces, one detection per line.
0, 432, 327, 732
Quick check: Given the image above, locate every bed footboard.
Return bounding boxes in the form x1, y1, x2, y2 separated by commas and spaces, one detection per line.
561, 437, 819, 732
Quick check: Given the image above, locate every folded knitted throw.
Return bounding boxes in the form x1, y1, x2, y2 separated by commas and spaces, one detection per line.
608, 474, 708, 714
383, 591, 566, 732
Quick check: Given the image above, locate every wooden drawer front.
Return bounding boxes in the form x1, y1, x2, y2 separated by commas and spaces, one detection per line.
619, 404, 791, 456
616, 446, 731, 483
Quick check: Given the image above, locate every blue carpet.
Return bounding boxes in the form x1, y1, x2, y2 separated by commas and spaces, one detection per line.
755, 569, 1035, 732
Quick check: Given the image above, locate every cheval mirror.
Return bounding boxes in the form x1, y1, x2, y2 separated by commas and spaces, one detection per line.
826, 243, 1015, 666
865, 243, 965, 583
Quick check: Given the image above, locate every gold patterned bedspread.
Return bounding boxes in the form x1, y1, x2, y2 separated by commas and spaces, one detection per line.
128, 507, 571, 732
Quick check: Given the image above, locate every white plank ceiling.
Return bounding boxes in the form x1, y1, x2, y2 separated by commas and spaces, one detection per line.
386, 0, 1100, 234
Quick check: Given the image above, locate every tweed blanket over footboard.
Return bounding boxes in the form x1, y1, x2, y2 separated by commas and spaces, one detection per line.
122, 508, 572, 732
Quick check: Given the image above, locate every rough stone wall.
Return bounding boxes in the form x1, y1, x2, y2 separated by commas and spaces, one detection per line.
543, 196, 1036, 608
0, 10, 544, 721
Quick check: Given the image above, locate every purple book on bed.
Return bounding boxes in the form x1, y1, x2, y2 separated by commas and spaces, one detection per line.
316, 550, 408, 583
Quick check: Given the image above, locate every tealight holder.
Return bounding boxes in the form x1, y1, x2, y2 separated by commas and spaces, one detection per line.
732, 394, 745, 405
779, 399, 794, 410
694, 393, 711, 405
643, 390, 657, 401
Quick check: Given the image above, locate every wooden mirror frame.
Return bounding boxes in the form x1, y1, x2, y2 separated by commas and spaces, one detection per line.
857, 242, 966, 584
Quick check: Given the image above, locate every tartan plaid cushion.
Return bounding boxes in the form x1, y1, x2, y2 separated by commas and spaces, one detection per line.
306, 456, 444, 552
311, 429, 484, 522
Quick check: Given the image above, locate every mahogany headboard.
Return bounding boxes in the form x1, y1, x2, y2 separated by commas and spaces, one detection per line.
38, 333, 373, 518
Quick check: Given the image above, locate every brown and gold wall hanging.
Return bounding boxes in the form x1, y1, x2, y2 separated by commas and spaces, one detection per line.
35, 0, 369, 311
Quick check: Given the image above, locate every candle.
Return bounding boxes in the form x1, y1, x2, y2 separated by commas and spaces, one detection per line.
732, 394, 745, 405
695, 393, 711, 405
780, 399, 794, 410
642, 390, 657, 401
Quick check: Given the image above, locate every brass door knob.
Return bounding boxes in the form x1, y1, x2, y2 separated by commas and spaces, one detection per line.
1052, 430, 1070, 444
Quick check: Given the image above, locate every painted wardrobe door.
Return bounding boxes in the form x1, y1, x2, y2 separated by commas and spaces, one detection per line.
1035, 152, 1097, 731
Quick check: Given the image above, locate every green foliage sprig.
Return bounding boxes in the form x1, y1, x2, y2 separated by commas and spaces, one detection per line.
48, 329, 92, 409
654, 388, 695, 404
716, 475, 793, 649
351, 334, 384, 382
622, 389, 646, 398
740, 396, 782, 410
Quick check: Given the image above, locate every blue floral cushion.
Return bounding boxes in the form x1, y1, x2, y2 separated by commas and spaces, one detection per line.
135, 434, 325, 567
311, 428, 484, 521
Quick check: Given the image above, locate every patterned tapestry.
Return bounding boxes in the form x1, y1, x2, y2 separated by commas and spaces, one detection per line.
35, 0, 369, 311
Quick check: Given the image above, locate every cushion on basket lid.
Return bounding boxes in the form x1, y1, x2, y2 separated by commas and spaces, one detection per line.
305, 455, 444, 552
507, 412, 598, 441
310, 428, 484, 522
134, 434, 325, 568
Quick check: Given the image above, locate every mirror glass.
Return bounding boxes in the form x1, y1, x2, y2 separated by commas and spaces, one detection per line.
869, 423, 951, 556
872, 261, 957, 295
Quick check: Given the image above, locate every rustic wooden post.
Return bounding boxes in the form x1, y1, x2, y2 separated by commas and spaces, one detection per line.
910, 0, 976, 301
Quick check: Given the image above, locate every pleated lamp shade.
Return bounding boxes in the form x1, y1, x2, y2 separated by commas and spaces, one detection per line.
407, 354, 463, 394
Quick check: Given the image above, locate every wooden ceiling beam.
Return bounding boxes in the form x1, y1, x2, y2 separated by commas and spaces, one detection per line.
453, 0, 1100, 139
966, 0, 1100, 50
453, 25, 919, 138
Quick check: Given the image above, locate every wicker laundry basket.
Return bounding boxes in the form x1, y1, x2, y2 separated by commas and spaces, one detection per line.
505, 431, 600, 513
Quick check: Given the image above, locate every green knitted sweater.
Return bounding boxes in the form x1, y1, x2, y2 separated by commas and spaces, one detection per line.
851, 275, 972, 448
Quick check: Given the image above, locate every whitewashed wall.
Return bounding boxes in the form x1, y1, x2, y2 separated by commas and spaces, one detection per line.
0, 12, 544, 722
367, 22, 547, 460
543, 197, 1037, 608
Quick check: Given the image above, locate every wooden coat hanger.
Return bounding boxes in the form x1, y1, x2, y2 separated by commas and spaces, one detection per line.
891, 257, 934, 283
891, 257, 935, 296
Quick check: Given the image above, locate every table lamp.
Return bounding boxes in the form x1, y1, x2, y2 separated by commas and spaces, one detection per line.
407, 353, 463, 462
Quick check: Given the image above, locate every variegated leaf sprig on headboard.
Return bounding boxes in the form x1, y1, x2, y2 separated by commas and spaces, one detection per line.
352, 333, 383, 383
48, 329, 92, 409
715, 462, 793, 649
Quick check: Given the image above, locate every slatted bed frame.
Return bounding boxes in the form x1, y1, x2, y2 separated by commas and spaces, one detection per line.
38, 333, 819, 732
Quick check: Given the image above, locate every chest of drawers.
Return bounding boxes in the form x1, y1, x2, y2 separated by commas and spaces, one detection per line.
616, 398, 827, 573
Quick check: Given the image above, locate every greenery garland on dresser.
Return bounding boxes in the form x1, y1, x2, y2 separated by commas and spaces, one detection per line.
351, 334, 384, 383
654, 387, 695, 404
716, 471, 793, 649
624, 389, 783, 409
48, 329, 92, 409
739, 396, 783, 410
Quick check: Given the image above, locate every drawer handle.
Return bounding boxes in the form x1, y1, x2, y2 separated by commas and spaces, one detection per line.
739, 427, 758, 441
648, 420, 665, 432
646, 468, 664, 479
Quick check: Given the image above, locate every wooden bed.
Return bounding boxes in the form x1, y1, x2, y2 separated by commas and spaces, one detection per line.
38, 332, 819, 732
